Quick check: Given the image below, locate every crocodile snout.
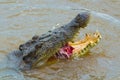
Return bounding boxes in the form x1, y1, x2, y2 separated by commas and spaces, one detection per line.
74, 12, 90, 28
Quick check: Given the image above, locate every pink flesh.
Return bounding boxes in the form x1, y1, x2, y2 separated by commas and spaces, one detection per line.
55, 44, 74, 59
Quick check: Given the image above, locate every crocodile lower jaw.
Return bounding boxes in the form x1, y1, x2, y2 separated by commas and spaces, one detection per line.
55, 31, 101, 59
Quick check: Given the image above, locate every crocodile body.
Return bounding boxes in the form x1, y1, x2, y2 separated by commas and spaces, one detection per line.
17, 12, 90, 69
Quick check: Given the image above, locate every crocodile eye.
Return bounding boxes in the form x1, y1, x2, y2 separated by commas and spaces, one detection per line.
32, 35, 39, 40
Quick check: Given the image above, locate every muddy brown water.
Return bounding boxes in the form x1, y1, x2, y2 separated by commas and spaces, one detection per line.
0, 0, 120, 80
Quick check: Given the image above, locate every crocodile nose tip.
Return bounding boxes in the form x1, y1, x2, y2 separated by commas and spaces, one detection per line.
77, 11, 90, 21
75, 11, 90, 28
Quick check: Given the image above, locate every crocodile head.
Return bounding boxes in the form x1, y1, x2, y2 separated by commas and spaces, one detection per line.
19, 12, 90, 69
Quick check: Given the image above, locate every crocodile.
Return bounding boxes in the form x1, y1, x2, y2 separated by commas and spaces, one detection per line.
18, 12, 90, 69
7, 12, 91, 70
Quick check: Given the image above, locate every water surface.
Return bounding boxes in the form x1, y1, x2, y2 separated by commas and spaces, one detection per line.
0, 0, 120, 80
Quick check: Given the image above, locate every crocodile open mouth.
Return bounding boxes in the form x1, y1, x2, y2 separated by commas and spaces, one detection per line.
55, 31, 101, 59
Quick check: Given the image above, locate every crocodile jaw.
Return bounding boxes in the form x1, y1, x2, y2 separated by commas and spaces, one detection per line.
55, 31, 101, 59
70, 31, 102, 57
